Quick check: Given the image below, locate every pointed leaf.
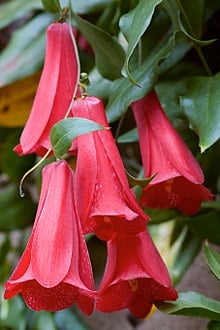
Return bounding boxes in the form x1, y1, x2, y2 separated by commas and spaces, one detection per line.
106, 33, 175, 123
50, 117, 106, 158
73, 14, 125, 80
156, 291, 220, 320
178, 13, 217, 46
127, 172, 157, 188
120, 0, 162, 84
204, 242, 220, 280
180, 73, 220, 152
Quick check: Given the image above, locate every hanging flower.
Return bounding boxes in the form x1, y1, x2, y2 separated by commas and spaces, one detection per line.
96, 230, 177, 318
72, 96, 149, 240
132, 90, 213, 215
4, 160, 94, 315
14, 22, 79, 157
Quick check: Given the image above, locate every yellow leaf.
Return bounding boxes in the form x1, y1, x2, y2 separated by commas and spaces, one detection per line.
0, 72, 41, 127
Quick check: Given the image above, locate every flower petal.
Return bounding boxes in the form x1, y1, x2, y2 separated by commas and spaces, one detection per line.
132, 90, 204, 184
31, 161, 74, 287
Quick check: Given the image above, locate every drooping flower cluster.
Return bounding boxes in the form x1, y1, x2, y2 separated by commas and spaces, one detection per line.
5, 20, 213, 318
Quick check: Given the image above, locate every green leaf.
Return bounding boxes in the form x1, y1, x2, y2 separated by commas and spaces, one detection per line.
0, 13, 54, 87
169, 229, 201, 285
106, 33, 175, 123
182, 211, 220, 245
156, 62, 205, 120
73, 14, 125, 80
117, 127, 138, 143
180, 73, 220, 152
163, 0, 214, 46
0, 0, 42, 30
0, 184, 36, 231
41, 0, 61, 13
119, 0, 162, 85
55, 309, 88, 330
50, 117, 106, 158
178, 13, 217, 46
156, 291, 220, 320
204, 242, 220, 280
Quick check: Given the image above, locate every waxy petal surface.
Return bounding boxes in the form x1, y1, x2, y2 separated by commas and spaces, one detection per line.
15, 23, 79, 156
96, 231, 177, 317
4, 160, 94, 314
73, 96, 148, 240
31, 161, 74, 287
132, 90, 213, 214
132, 90, 204, 184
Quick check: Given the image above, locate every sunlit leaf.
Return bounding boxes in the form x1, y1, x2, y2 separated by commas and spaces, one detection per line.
120, 0, 162, 84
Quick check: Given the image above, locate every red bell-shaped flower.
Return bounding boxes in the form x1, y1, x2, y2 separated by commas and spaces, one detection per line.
14, 22, 79, 157
132, 90, 213, 215
73, 96, 149, 240
96, 230, 178, 318
4, 160, 94, 315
